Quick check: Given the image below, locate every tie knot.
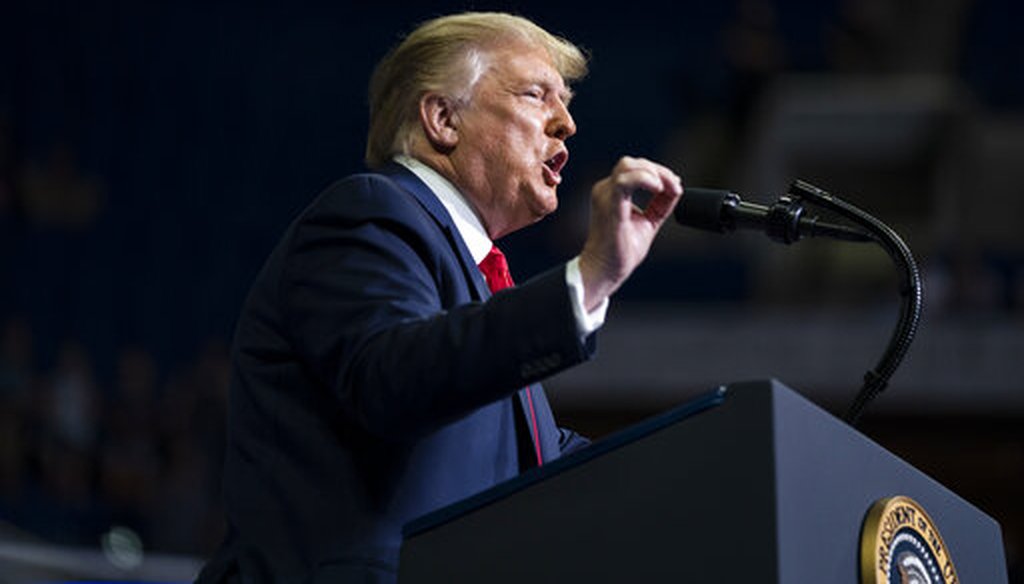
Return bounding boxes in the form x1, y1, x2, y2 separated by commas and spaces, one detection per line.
478, 245, 514, 293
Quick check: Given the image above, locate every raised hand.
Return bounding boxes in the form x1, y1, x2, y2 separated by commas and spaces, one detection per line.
578, 156, 683, 311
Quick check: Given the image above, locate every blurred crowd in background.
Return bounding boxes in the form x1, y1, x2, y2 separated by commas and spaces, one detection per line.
1, 0, 1022, 575
0, 323, 226, 554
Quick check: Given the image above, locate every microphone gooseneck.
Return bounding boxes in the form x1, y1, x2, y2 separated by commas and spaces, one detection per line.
787, 180, 923, 425
673, 181, 922, 426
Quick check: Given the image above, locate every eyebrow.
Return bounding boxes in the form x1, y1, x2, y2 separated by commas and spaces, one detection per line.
509, 76, 574, 106
539, 80, 573, 106
559, 87, 575, 106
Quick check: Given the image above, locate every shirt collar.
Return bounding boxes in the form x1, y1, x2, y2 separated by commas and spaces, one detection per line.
394, 155, 492, 264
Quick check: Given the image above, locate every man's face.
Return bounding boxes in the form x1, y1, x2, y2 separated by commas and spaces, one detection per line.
448, 43, 576, 239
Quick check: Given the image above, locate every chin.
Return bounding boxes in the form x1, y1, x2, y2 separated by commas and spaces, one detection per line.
531, 188, 559, 217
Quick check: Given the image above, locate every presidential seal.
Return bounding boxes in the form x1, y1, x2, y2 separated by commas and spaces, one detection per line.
860, 496, 960, 584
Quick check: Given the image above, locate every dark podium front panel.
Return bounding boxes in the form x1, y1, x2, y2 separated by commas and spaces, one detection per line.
399, 380, 1008, 583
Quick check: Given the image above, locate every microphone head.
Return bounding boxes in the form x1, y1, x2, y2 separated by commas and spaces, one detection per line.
675, 188, 737, 233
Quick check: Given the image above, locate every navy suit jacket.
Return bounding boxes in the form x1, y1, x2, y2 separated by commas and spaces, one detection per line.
197, 165, 594, 583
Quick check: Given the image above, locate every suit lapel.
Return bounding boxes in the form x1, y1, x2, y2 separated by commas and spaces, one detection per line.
383, 164, 554, 465
383, 164, 491, 301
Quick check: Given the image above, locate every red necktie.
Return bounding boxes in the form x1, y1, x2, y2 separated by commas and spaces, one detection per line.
478, 245, 544, 467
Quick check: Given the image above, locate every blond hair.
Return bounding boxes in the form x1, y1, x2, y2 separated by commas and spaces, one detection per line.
365, 12, 588, 168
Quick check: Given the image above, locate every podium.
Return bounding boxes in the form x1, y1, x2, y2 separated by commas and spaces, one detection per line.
398, 380, 1008, 582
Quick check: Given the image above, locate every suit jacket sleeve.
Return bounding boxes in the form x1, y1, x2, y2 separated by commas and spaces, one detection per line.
276, 174, 594, 441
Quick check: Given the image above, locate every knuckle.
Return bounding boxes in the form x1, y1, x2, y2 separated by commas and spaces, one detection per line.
613, 173, 633, 188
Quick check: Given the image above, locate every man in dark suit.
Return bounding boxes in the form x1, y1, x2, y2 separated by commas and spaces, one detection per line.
197, 12, 683, 583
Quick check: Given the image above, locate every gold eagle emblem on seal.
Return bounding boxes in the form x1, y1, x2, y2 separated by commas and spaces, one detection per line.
860, 496, 959, 584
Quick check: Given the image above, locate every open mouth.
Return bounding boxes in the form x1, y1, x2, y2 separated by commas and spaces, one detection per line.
543, 150, 569, 185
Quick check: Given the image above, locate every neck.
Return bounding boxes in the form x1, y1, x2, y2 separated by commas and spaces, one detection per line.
405, 144, 499, 239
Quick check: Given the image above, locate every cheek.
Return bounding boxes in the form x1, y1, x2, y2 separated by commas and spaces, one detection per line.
482, 135, 532, 182
506, 130, 540, 170
471, 113, 544, 183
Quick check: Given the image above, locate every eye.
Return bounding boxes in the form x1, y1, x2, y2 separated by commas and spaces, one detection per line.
522, 87, 545, 101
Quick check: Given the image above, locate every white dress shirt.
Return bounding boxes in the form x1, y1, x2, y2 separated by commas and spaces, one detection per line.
394, 155, 608, 336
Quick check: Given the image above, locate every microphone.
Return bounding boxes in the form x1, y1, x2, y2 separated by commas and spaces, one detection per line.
675, 187, 872, 244
672, 179, 922, 424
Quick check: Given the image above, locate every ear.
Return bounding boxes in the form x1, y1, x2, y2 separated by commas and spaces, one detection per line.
418, 93, 460, 152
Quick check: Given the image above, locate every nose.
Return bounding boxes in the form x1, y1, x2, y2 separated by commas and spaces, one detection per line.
547, 100, 576, 141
